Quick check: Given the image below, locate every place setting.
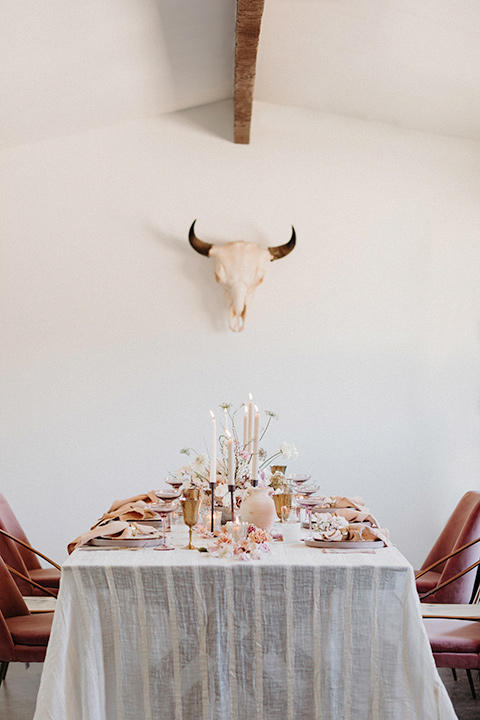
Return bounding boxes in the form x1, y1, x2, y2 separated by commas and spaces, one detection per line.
66, 398, 391, 558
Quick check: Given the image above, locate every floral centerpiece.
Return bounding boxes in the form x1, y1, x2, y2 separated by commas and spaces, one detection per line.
171, 403, 298, 510
199, 525, 272, 560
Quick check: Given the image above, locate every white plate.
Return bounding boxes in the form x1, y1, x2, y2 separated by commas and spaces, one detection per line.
89, 537, 162, 548
305, 538, 384, 549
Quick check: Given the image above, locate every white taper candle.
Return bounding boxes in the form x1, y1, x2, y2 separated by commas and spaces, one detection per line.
252, 405, 259, 483
209, 410, 216, 485
227, 432, 234, 488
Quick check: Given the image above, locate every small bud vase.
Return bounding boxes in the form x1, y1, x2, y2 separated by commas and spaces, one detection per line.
239, 486, 276, 531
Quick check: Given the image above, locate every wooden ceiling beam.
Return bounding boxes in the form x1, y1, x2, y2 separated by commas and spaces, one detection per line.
234, 0, 266, 144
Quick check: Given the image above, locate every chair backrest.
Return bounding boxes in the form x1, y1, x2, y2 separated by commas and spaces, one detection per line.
0, 533, 33, 595
0, 494, 40, 571
0, 555, 30, 662
420, 491, 480, 603
0, 556, 29, 620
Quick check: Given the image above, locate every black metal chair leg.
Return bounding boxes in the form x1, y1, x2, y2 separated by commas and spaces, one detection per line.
0, 662, 9, 686
451, 668, 457, 681
466, 669, 476, 699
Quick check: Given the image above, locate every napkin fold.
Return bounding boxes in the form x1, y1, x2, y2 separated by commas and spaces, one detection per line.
313, 495, 367, 511
68, 520, 160, 554
312, 523, 389, 545
91, 491, 160, 528
321, 507, 379, 527
108, 491, 158, 513
93, 503, 159, 528
344, 524, 390, 545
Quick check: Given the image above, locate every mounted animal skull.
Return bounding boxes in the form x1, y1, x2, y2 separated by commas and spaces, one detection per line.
188, 220, 296, 332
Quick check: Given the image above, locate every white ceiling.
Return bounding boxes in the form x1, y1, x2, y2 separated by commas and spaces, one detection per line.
1, 0, 480, 147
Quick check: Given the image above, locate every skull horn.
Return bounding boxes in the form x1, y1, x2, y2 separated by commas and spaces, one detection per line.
189, 220, 213, 257
268, 226, 296, 261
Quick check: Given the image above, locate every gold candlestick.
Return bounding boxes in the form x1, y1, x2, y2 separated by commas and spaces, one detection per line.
181, 488, 202, 550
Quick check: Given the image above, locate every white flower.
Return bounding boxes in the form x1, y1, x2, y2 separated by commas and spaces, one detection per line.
280, 442, 298, 460
214, 483, 229, 499
218, 543, 234, 558
319, 528, 343, 542
313, 512, 348, 539
191, 453, 208, 472
235, 487, 250, 503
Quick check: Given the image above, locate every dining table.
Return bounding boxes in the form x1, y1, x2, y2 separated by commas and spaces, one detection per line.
33, 523, 457, 720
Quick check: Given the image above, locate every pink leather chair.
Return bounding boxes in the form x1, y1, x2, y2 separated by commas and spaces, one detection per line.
421, 557, 480, 698
0, 494, 61, 596
416, 491, 480, 603
424, 617, 480, 698
0, 555, 54, 686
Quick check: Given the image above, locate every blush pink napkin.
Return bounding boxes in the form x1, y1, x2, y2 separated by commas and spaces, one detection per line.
92, 491, 160, 528
322, 507, 379, 527
68, 520, 160, 554
313, 495, 367, 511
108, 491, 158, 512
345, 525, 390, 544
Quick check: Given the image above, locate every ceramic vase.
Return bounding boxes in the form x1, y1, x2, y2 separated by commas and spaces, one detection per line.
239, 486, 276, 531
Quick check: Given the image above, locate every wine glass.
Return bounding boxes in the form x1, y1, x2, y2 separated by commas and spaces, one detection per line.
181, 488, 202, 550
155, 489, 182, 502
165, 479, 184, 491
152, 502, 178, 550
296, 496, 321, 534
287, 474, 311, 487
154, 490, 182, 532
295, 484, 319, 496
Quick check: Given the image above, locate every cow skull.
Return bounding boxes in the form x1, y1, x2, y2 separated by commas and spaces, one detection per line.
188, 220, 296, 332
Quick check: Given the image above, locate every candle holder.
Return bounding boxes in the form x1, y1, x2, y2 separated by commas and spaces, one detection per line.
226, 518, 248, 541
209, 482, 215, 532
181, 487, 202, 550
228, 485, 235, 522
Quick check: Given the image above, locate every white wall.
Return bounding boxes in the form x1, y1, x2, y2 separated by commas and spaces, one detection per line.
256, 0, 480, 141
0, 0, 234, 147
1, 100, 479, 565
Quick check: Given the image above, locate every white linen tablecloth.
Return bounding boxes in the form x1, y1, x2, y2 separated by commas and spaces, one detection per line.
34, 530, 457, 720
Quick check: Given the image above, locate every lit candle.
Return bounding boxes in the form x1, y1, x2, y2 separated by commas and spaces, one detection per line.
209, 410, 216, 485
243, 406, 248, 447
251, 405, 259, 483
224, 407, 229, 435
227, 432, 234, 488
247, 393, 253, 449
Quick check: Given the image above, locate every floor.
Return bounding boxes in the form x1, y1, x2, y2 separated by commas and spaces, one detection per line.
0, 664, 478, 719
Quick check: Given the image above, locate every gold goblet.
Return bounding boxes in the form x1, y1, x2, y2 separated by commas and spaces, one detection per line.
273, 492, 293, 521
181, 488, 202, 550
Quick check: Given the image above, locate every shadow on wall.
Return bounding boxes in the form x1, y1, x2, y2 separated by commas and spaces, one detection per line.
151, 0, 235, 142
175, 101, 234, 143
148, 226, 228, 333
